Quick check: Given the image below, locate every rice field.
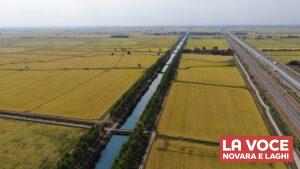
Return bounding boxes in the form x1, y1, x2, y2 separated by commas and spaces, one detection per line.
0, 30, 178, 120
0, 69, 142, 120
158, 54, 269, 141
265, 51, 300, 64
177, 67, 245, 87
247, 38, 300, 50
34, 69, 143, 119
145, 139, 286, 169
144, 51, 285, 168
185, 38, 228, 50
0, 118, 83, 169
157, 82, 268, 142
179, 54, 233, 69
246, 38, 300, 66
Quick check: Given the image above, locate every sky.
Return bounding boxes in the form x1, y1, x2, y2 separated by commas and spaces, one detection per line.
1, 0, 300, 27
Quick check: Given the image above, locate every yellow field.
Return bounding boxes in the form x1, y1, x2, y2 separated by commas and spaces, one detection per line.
0, 70, 16, 77
145, 139, 286, 169
145, 50, 285, 168
157, 82, 268, 142
157, 53, 268, 141
246, 39, 300, 66
34, 69, 143, 119
0, 32, 178, 120
177, 67, 245, 87
0, 69, 142, 120
185, 38, 228, 50
265, 51, 300, 64
0, 118, 83, 169
0, 54, 158, 70
247, 38, 300, 50
179, 54, 233, 69
272, 55, 300, 64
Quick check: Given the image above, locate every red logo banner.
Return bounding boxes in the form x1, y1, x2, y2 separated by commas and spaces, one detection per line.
220, 136, 293, 162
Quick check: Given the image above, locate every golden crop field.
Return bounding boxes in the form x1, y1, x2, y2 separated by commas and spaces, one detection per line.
179, 54, 233, 69
177, 67, 245, 87
157, 82, 268, 142
247, 38, 300, 50
0, 30, 178, 120
157, 53, 269, 141
265, 51, 300, 64
0, 69, 142, 120
157, 53, 268, 142
145, 139, 286, 169
145, 49, 286, 168
185, 38, 228, 50
0, 118, 83, 169
34, 69, 143, 119
246, 38, 300, 66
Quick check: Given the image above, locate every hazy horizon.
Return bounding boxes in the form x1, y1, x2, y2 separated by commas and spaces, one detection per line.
1, 0, 300, 27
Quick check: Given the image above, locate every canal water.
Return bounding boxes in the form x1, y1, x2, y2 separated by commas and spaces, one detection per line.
95, 73, 163, 169
95, 32, 188, 169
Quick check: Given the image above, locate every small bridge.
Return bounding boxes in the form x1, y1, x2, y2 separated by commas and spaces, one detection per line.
110, 129, 134, 135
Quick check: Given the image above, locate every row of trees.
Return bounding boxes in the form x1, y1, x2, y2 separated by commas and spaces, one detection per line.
57, 125, 109, 169
109, 36, 183, 126
56, 36, 184, 169
56, 46, 173, 169
109, 50, 171, 125
190, 32, 221, 36
182, 46, 233, 56
112, 46, 184, 169
262, 48, 300, 51
288, 60, 300, 66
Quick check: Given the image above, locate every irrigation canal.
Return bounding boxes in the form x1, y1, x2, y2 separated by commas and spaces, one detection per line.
95, 31, 189, 169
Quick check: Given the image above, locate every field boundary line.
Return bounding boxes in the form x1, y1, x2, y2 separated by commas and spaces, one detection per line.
178, 65, 233, 70
0, 109, 96, 128
157, 134, 219, 146
29, 69, 109, 112
156, 147, 218, 158
175, 80, 247, 90
0, 67, 147, 71
0, 56, 75, 67
181, 58, 232, 64
0, 70, 66, 96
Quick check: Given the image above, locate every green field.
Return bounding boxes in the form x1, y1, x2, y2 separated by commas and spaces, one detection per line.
0, 118, 83, 169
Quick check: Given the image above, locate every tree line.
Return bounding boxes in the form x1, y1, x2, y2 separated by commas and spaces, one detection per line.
182, 46, 233, 56
56, 37, 183, 169
112, 44, 185, 169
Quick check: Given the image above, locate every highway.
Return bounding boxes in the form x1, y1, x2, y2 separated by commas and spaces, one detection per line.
226, 31, 300, 94
224, 31, 300, 138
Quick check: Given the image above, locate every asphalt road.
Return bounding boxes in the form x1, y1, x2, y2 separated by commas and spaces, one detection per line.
227, 31, 300, 94
225, 32, 300, 137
